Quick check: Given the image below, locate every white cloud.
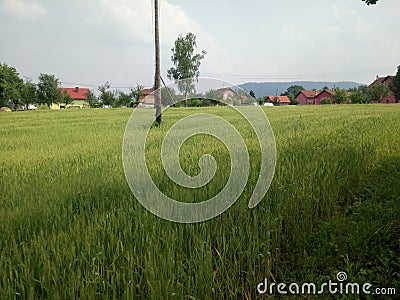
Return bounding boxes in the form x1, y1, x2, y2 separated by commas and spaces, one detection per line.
80, 0, 232, 78
0, 0, 46, 20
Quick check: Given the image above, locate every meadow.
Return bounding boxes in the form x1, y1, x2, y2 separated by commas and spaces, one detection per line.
0, 105, 399, 299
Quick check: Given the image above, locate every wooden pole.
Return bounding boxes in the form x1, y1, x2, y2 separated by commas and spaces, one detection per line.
154, 0, 162, 124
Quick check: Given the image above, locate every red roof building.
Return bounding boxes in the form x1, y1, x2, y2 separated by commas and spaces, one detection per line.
368, 76, 396, 103
60, 87, 90, 100
265, 95, 291, 105
295, 90, 320, 105
138, 87, 156, 104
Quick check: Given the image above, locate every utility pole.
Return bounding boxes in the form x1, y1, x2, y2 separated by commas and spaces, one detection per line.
154, 0, 162, 124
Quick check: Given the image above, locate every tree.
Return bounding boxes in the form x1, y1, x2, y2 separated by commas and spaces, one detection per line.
281, 85, 304, 104
348, 86, 368, 104
249, 90, 256, 99
368, 83, 390, 103
390, 65, 400, 103
20, 78, 37, 109
0, 63, 23, 108
130, 84, 144, 103
117, 91, 132, 107
84, 90, 98, 108
349, 91, 368, 104
167, 32, 206, 107
204, 89, 224, 106
332, 88, 348, 104
320, 97, 332, 105
98, 82, 116, 107
37, 73, 61, 108
60, 90, 73, 107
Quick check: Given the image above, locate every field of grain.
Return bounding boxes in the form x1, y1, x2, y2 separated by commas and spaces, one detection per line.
1, 105, 399, 299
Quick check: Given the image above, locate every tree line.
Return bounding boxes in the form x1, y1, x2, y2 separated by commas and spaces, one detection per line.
0, 62, 147, 110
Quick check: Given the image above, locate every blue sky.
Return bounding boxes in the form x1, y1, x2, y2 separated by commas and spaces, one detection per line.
0, 0, 399, 90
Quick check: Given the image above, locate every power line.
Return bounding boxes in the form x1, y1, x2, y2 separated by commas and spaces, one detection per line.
60, 81, 153, 89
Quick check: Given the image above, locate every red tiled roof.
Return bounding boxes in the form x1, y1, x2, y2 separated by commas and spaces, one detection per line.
266, 95, 290, 103
61, 87, 90, 100
369, 75, 393, 87
142, 87, 156, 95
298, 90, 320, 98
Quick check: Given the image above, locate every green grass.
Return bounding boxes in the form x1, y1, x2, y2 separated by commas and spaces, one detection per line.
0, 105, 399, 299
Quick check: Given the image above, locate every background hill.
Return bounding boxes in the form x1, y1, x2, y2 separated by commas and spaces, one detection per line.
239, 81, 365, 98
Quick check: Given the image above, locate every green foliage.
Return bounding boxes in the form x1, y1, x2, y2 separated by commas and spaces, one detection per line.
98, 81, 116, 106
130, 84, 144, 102
320, 97, 332, 105
249, 89, 256, 99
349, 91, 368, 104
390, 65, 400, 103
60, 89, 73, 107
19, 79, 37, 109
37, 73, 61, 108
368, 83, 390, 103
281, 85, 304, 105
281, 85, 304, 97
84, 89, 99, 108
167, 32, 206, 105
332, 88, 348, 104
0, 62, 23, 108
116, 91, 132, 107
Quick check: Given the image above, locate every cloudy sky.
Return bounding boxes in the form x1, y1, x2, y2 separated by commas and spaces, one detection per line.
0, 0, 399, 90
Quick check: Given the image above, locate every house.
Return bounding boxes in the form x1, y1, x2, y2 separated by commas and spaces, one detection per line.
317, 90, 352, 104
265, 96, 291, 106
315, 90, 335, 104
216, 87, 236, 100
138, 87, 156, 104
51, 87, 90, 109
62, 87, 90, 100
295, 90, 319, 105
369, 75, 396, 103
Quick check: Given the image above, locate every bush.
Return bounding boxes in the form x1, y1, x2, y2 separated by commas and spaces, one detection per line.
320, 97, 332, 105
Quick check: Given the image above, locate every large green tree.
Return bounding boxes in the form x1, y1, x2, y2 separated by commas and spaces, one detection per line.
20, 78, 37, 109
332, 88, 348, 104
0, 63, 23, 108
167, 32, 206, 107
348, 85, 369, 105
117, 91, 132, 107
390, 65, 400, 103
37, 73, 61, 108
281, 85, 304, 105
98, 82, 116, 107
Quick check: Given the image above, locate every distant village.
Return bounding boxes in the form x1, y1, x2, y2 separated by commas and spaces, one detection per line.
59, 73, 400, 109
0, 64, 399, 112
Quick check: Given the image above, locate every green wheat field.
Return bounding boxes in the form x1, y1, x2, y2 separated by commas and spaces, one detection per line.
1, 105, 399, 299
